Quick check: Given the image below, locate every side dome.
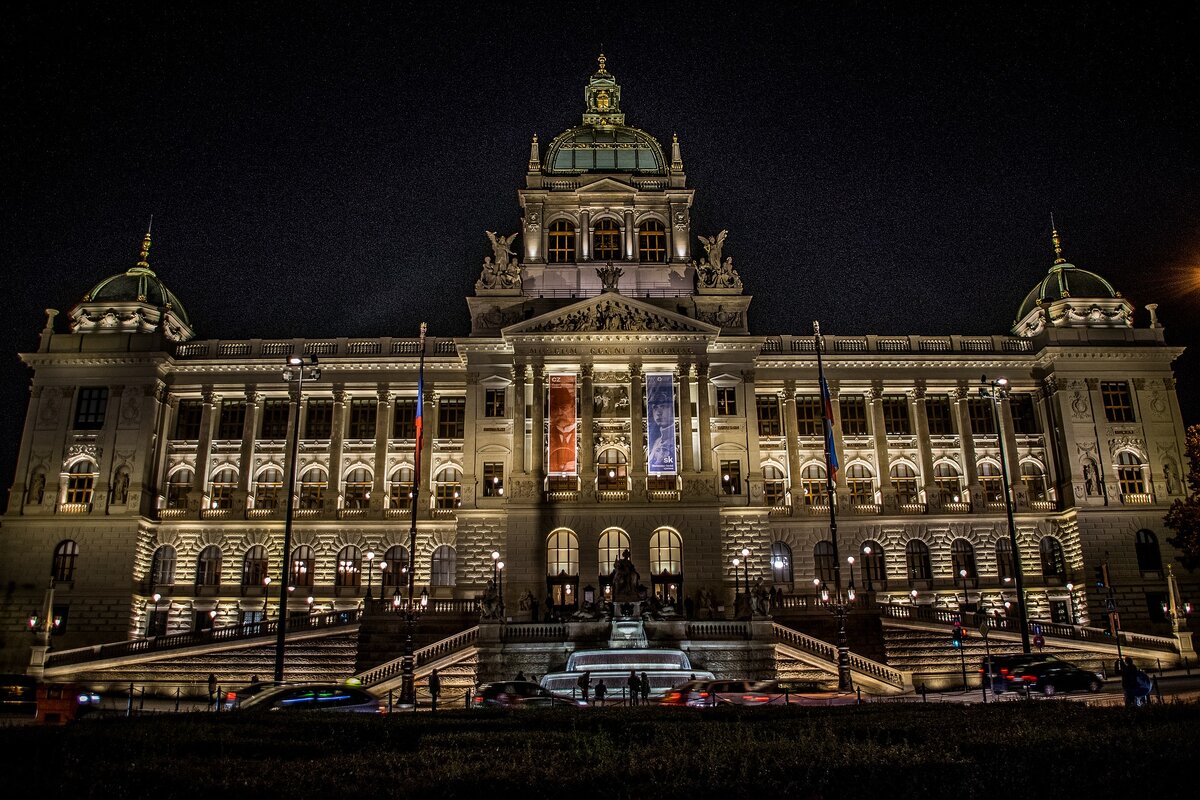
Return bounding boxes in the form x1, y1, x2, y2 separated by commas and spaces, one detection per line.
1012, 226, 1132, 337
68, 230, 195, 341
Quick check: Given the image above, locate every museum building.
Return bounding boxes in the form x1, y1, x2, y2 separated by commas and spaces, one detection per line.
0, 57, 1194, 675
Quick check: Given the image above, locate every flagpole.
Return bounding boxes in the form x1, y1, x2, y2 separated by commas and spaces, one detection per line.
815, 320, 853, 691
399, 322, 428, 708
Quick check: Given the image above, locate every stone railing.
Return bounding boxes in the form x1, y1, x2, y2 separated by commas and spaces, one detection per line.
176, 337, 459, 360
1029, 500, 1059, 512
356, 626, 480, 687
502, 623, 569, 642
771, 623, 907, 689
685, 621, 752, 640
762, 333, 1035, 356
156, 508, 189, 520
1121, 493, 1154, 505
58, 503, 91, 514
647, 489, 681, 502
597, 489, 631, 503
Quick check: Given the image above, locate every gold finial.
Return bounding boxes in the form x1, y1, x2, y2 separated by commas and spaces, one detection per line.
419, 321, 427, 346
1050, 213, 1065, 265
137, 215, 153, 270
597, 53, 607, 73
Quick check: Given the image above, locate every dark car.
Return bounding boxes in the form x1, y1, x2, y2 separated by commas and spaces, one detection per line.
659, 680, 760, 707
1012, 660, 1103, 696
238, 683, 382, 713
980, 654, 1068, 693
222, 681, 291, 711
472, 681, 586, 708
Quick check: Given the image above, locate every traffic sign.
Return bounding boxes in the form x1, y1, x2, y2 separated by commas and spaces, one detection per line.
1105, 599, 1117, 613
979, 622, 989, 640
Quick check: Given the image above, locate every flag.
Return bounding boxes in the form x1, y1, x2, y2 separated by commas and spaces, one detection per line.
414, 367, 424, 454
820, 373, 839, 482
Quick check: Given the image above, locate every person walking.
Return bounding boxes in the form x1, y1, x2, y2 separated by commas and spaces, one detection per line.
639, 671, 651, 705
594, 679, 607, 706
428, 668, 441, 712
627, 670, 640, 706
577, 670, 591, 703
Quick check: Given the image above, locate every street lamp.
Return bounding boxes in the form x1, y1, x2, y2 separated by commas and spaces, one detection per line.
740, 547, 750, 594
959, 568, 970, 609
365, 551, 375, 600
980, 374, 1032, 654
275, 354, 321, 681
393, 584, 430, 707
151, 592, 162, 637
1066, 582, 1077, 624
846, 556, 856, 603
732, 557, 741, 596
861, 545, 874, 593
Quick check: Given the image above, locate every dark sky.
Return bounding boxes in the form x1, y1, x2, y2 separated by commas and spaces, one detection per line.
2, 1, 1199, 505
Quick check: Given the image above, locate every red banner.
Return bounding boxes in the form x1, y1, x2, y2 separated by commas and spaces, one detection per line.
548, 375, 577, 475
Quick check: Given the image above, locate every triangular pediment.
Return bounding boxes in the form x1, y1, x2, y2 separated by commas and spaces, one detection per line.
501, 293, 719, 336
576, 176, 637, 194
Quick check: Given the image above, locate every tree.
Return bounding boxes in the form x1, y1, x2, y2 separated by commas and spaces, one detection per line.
1164, 424, 1200, 571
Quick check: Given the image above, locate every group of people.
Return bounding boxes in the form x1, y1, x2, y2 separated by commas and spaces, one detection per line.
571, 670, 653, 705
1120, 656, 1153, 707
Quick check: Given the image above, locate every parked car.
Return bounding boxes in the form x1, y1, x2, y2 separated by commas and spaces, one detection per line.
980, 654, 1067, 693
237, 683, 383, 713
659, 680, 762, 707
1, 675, 100, 725
1012, 660, 1103, 696
472, 681, 586, 708
222, 681, 292, 711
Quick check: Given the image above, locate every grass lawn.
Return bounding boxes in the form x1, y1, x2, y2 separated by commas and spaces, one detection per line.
1, 702, 1195, 799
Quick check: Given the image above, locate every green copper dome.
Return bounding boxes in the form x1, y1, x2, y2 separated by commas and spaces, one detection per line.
1015, 261, 1122, 322
85, 265, 191, 327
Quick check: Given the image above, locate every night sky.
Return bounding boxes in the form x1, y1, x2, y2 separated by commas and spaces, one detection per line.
2, 2, 1198, 505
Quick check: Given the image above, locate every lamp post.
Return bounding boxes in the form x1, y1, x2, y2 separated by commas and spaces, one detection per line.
862, 545, 874, 593
846, 557, 856, 603
980, 375, 1031, 654
1066, 582, 1077, 624
365, 551, 375, 600
399, 322, 429, 708
732, 557, 741, 597
151, 592, 162, 637
275, 354, 320, 681
740, 547, 750, 595
959, 568, 970, 609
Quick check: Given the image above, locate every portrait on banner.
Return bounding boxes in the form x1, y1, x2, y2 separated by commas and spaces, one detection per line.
549, 374, 577, 475
646, 373, 677, 475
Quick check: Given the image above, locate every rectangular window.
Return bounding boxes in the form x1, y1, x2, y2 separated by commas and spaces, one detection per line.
260, 399, 291, 439
715, 387, 737, 416
217, 400, 246, 440
438, 397, 466, 439
483, 462, 505, 497
1102, 381, 1136, 423
305, 399, 333, 438
393, 398, 417, 439
74, 387, 109, 430
925, 395, 954, 436
839, 395, 869, 436
348, 398, 377, 439
484, 388, 506, 418
174, 399, 203, 439
720, 459, 742, 495
882, 396, 912, 435
756, 395, 782, 436
967, 398, 997, 435
795, 396, 823, 436
1010, 393, 1040, 434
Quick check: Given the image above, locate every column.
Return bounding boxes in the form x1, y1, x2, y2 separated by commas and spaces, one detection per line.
284, 385, 301, 513
868, 382, 895, 511
623, 209, 635, 260
998, 393, 1026, 510
419, 385, 437, 519
531, 363, 545, 480
826, 381, 849, 505
372, 386, 392, 513
910, 381, 938, 510
953, 382, 982, 508
676, 363, 695, 474
236, 387, 262, 511
696, 362, 713, 473
7, 384, 43, 514
191, 386, 218, 511
629, 364, 646, 497
580, 364, 595, 498
782, 379, 802, 505
461, 373, 479, 508
145, 382, 172, 516
1032, 385, 1061, 502
94, 385, 124, 513
743, 370, 762, 502
512, 364, 527, 475
326, 386, 347, 513
580, 209, 591, 261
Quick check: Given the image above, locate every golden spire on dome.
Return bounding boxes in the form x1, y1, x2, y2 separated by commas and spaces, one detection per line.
597, 52, 607, 74
136, 215, 154, 271
1050, 213, 1065, 265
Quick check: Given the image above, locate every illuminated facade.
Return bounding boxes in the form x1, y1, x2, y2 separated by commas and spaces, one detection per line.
1, 57, 1194, 673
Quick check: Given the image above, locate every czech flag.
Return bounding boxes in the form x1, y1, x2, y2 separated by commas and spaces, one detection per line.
820, 373, 839, 481
414, 368, 424, 454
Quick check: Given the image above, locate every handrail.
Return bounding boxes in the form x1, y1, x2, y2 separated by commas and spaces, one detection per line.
771, 623, 906, 688
44, 609, 362, 668
355, 626, 480, 687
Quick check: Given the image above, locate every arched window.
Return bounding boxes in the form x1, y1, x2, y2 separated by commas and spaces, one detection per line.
52, 540, 78, 581
548, 219, 576, 264
763, 464, 787, 506
906, 540, 932, 582
299, 467, 327, 510
196, 545, 222, 587
638, 219, 666, 263
1020, 461, 1047, 501
290, 545, 314, 587
933, 462, 961, 502
166, 468, 193, 509
1117, 452, 1147, 496
771, 541, 793, 585
431, 545, 456, 587
800, 463, 827, 505
335, 546, 361, 588
978, 462, 1003, 503
209, 467, 238, 509
814, 541, 836, 585
1039, 536, 1066, 578
951, 539, 977, 584
649, 528, 682, 574
597, 449, 628, 491
344, 467, 372, 509
847, 463, 875, 505
598, 528, 630, 577
65, 460, 97, 506
382, 545, 409, 589
255, 467, 283, 509
151, 545, 176, 587
592, 218, 621, 261
860, 541, 886, 589
1135, 529, 1163, 573
995, 538, 1015, 582
242, 545, 269, 588
890, 463, 920, 505
435, 467, 462, 509
389, 466, 414, 508
546, 529, 579, 577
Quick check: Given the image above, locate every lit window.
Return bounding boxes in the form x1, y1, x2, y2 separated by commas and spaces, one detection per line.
597, 449, 627, 491
209, 468, 238, 509
978, 462, 1003, 502
847, 463, 874, 505
435, 467, 462, 509
763, 464, 787, 506
720, 459, 742, 495
299, 468, 327, 510
336, 546, 361, 588
890, 463, 920, 504
592, 218, 621, 261
483, 462, 505, 497
1117, 451, 1146, 495
255, 468, 283, 509
291, 545, 314, 587
389, 466, 414, 508
548, 220, 576, 264
638, 219, 666, 263
65, 461, 97, 506
344, 467, 372, 509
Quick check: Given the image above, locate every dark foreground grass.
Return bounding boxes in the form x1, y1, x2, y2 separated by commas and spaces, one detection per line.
1, 702, 1196, 799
